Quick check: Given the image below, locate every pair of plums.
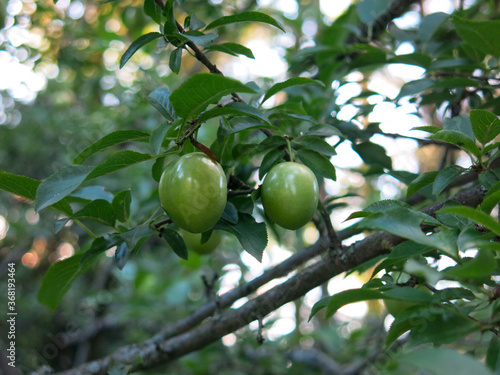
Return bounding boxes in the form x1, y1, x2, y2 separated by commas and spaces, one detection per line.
158, 152, 319, 248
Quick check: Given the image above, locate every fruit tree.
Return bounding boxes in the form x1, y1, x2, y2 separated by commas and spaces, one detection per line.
1, 0, 500, 374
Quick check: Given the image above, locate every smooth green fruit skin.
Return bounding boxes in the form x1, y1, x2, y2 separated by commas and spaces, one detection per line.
182, 230, 222, 255
159, 153, 227, 233
261, 162, 319, 230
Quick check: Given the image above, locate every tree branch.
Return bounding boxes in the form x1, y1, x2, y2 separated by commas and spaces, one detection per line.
49, 184, 487, 375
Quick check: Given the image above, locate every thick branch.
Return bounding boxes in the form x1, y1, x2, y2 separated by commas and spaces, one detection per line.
356, 0, 419, 42
50, 184, 487, 375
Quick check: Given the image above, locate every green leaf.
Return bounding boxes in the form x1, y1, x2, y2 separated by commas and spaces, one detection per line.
406, 171, 438, 198
199, 102, 270, 125
169, 47, 183, 74
144, 0, 162, 24
0, 171, 72, 215
432, 165, 466, 196
443, 114, 475, 140
163, 0, 177, 35
81, 236, 121, 266
398, 347, 493, 375
297, 149, 336, 181
221, 201, 239, 225
452, 16, 500, 57
205, 11, 285, 32
186, 14, 206, 31
180, 31, 218, 47
73, 130, 150, 164
444, 248, 496, 279
148, 87, 177, 122
352, 141, 392, 169
0, 170, 39, 200
470, 109, 500, 145
293, 136, 336, 156
161, 227, 188, 260
418, 12, 449, 41
261, 77, 325, 105
215, 212, 267, 262
259, 148, 285, 180
440, 206, 500, 237
481, 188, 500, 214
396, 78, 435, 100
35, 165, 94, 212
150, 122, 174, 155
152, 157, 165, 182
85, 151, 152, 181
433, 287, 476, 302
114, 242, 129, 270
430, 130, 480, 157
309, 297, 330, 320
120, 32, 163, 69
37, 253, 86, 310
387, 241, 430, 260
72, 199, 116, 227
112, 190, 131, 223
227, 117, 270, 134
412, 125, 441, 134
487, 337, 500, 372
387, 53, 432, 68
356, 207, 458, 257
325, 289, 385, 317
119, 224, 154, 252
169, 73, 256, 119
205, 43, 255, 59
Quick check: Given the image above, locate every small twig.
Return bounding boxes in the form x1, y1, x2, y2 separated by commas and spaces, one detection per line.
190, 135, 219, 163
319, 201, 341, 250
256, 315, 265, 345
433, 70, 500, 82
153, 218, 173, 230
228, 188, 255, 196
201, 273, 219, 301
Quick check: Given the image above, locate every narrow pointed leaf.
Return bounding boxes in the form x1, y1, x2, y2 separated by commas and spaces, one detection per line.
120, 32, 163, 69
398, 347, 493, 375
205, 43, 254, 59
430, 130, 480, 157
161, 227, 188, 260
199, 102, 270, 125
262, 77, 324, 104
37, 253, 85, 310
85, 151, 152, 181
205, 11, 285, 32
169, 73, 256, 119
148, 87, 177, 121
470, 109, 500, 145
35, 165, 95, 212
215, 212, 267, 262
440, 206, 500, 237
0, 171, 72, 215
72, 199, 117, 227
73, 130, 150, 164
297, 149, 336, 181
432, 165, 466, 196
114, 242, 129, 270
112, 190, 132, 223
169, 47, 182, 74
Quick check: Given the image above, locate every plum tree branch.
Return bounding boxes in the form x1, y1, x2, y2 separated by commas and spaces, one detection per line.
48, 184, 487, 375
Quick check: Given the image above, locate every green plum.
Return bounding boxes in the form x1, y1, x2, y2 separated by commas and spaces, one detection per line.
181, 230, 222, 255
261, 162, 319, 230
159, 153, 227, 233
